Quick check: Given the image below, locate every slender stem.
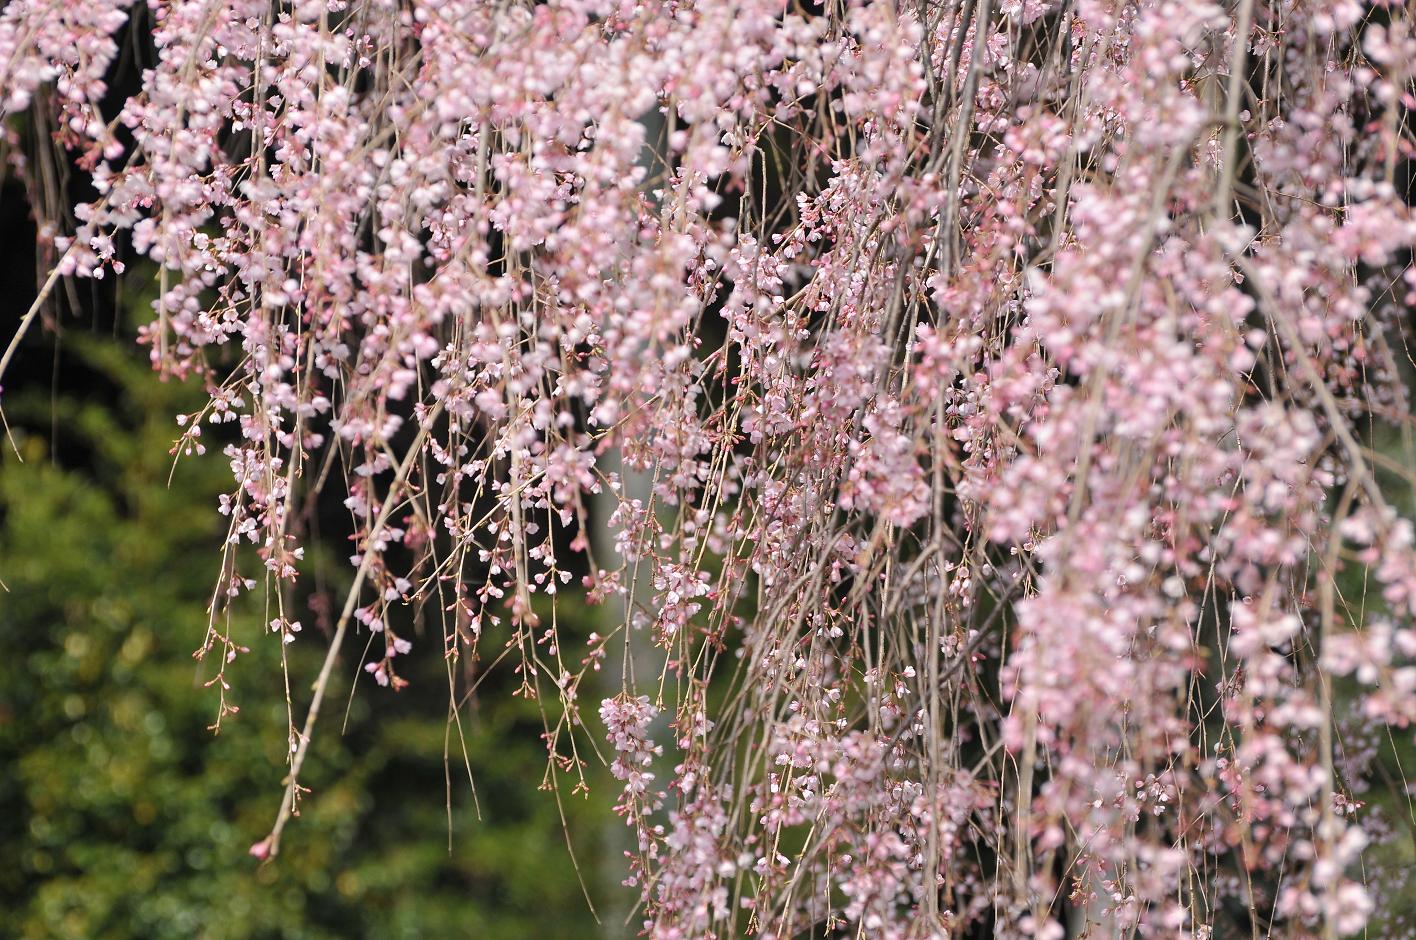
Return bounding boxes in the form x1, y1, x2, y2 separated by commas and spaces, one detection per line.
1212, 0, 1256, 220
260, 400, 442, 858
0, 247, 73, 390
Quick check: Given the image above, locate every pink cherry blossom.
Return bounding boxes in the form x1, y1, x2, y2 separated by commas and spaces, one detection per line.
5, 0, 1416, 935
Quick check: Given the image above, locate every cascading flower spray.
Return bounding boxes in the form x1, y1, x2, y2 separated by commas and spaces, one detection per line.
3, 0, 1416, 935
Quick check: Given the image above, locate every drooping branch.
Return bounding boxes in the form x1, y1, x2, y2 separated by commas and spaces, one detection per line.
3, 0, 1416, 937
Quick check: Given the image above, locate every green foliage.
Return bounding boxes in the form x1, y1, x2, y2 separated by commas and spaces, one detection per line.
0, 336, 606, 938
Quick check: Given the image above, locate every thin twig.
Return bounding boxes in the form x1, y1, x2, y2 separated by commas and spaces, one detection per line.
256, 400, 443, 858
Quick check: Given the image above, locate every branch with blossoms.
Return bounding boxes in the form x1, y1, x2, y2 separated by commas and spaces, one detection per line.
5, 0, 1416, 936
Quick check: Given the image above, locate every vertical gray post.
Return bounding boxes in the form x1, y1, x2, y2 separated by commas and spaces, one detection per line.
593, 98, 668, 940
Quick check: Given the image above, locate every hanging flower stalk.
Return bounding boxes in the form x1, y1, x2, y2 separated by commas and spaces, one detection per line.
3, 0, 1416, 936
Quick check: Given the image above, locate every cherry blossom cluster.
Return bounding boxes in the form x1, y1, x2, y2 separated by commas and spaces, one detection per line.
5, 0, 1416, 936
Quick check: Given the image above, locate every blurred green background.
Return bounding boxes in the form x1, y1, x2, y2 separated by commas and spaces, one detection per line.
0, 328, 616, 939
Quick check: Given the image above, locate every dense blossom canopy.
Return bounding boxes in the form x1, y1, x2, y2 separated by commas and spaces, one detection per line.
4, 0, 1416, 936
